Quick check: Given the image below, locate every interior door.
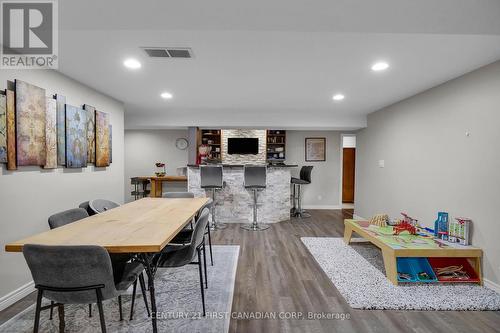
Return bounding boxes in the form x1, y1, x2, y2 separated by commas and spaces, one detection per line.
342, 148, 355, 203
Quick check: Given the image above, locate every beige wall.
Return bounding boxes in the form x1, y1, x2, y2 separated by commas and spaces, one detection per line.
355, 60, 500, 286
0, 69, 124, 308
286, 130, 342, 208
124, 129, 188, 202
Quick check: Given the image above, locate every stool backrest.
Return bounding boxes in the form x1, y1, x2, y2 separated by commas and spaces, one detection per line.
299, 166, 314, 183
200, 166, 223, 188
244, 165, 266, 188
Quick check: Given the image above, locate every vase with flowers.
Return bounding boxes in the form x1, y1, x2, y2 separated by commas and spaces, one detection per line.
155, 162, 166, 177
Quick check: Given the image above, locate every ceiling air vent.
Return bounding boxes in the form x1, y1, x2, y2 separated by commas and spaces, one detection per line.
142, 47, 193, 58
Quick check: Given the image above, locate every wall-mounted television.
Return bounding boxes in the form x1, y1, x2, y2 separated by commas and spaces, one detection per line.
227, 138, 259, 155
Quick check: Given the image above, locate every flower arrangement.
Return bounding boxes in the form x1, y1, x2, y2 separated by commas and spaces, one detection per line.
155, 162, 166, 177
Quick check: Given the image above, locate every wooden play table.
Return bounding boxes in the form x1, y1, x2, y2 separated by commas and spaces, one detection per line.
343, 219, 483, 285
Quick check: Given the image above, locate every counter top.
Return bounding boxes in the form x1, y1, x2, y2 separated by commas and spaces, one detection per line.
187, 164, 298, 168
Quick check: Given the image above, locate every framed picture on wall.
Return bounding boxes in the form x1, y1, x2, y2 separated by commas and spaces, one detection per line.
305, 137, 326, 161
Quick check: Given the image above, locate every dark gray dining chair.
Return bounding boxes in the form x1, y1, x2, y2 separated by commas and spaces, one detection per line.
23, 245, 146, 333
78, 201, 95, 216
155, 208, 210, 315
89, 199, 120, 214
48, 208, 88, 229
85, 199, 150, 320
47, 208, 150, 321
162, 191, 195, 199
164, 193, 214, 266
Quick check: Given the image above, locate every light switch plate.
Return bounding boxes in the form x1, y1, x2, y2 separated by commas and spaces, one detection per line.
378, 160, 385, 168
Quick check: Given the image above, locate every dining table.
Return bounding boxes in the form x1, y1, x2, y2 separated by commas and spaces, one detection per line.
5, 197, 210, 333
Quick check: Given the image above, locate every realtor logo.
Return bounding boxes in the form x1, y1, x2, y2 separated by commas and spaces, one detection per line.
1, 0, 58, 68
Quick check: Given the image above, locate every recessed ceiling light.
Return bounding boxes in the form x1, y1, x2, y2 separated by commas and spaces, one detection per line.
160, 92, 173, 99
332, 94, 345, 101
371, 62, 389, 71
123, 58, 141, 69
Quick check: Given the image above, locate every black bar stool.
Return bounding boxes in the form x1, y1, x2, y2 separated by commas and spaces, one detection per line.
200, 165, 226, 230
131, 177, 150, 200
241, 165, 270, 231
291, 166, 313, 218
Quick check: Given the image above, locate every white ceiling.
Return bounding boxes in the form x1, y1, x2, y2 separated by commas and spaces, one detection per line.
57, 0, 500, 129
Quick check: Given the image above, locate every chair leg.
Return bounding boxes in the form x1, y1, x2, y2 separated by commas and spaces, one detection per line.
139, 273, 151, 317
49, 300, 54, 320
197, 249, 206, 316
207, 225, 214, 266
129, 279, 137, 320
118, 295, 123, 321
33, 289, 43, 333
203, 241, 208, 289
89, 303, 92, 317
58, 305, 65, 333
95, 289, 107, 333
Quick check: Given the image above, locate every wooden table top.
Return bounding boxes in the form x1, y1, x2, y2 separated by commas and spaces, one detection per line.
137, 175, 187, 181
5, 197, 209, 254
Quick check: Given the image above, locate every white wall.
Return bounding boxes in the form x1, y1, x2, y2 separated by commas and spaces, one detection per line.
355, 60, 500, 286
124, 129, 188, 202
286, 130, 342, 209
0, 69, 124, 307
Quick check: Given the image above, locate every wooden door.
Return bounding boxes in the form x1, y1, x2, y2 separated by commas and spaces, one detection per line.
342, 148, 355, 203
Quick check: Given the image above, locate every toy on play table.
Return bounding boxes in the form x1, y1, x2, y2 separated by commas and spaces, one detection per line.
393, 212, 417, 235
434, 212, 449, 239
448, 217, 472, 245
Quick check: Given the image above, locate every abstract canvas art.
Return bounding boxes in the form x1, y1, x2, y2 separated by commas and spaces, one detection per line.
16, 80, 46, 166
55, 94, 66, 165
6, 89, 16, 170
95, 110, 110, 167
0, 92, 6, 163
65, 105, 88, 168
44, 97, 57, 169
108, 124, 112, 163
83, 104, 96, 163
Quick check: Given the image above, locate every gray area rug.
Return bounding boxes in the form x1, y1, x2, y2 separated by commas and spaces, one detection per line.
0, 245, 239, 333
301, 237, 500, 311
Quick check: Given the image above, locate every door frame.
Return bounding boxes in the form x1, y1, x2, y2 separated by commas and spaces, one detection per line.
339, 134, 356, 207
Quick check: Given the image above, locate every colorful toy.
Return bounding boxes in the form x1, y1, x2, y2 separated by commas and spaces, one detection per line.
393, 221, 417, 235
369, 214, 388, 227
448, 217, 472, 245
400, 212, 418, 227
434, 212, 448, 239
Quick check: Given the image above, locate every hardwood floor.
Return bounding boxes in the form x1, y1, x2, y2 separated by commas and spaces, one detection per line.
212, 209, 500, 333
2, 209, 499, 332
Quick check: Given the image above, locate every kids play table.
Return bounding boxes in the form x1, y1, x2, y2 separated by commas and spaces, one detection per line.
343, 219, 483, 285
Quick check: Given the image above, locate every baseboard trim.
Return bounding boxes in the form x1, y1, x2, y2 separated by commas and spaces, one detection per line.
484, 278, 500, 293
302, 205, 342, 210
0, 281, 35, 311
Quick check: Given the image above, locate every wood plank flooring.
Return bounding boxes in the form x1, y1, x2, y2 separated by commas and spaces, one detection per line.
1, 209, 499, 332
212, 210, 500, 333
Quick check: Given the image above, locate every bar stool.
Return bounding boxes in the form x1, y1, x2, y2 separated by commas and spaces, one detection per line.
200, 165, 226, 230
291, 166, 313, 218
131, 177, 150, 200
241, 165, 270, 231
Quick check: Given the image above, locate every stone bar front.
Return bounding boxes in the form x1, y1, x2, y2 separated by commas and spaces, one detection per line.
187, 165, 296, 223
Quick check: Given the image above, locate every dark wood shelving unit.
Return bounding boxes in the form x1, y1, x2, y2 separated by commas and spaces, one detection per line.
266, 130, 286, 162
199, 129, 222, 163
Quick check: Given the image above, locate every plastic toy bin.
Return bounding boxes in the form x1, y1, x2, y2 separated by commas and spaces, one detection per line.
428, 257, 480, 283
396, 258, 437, 283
